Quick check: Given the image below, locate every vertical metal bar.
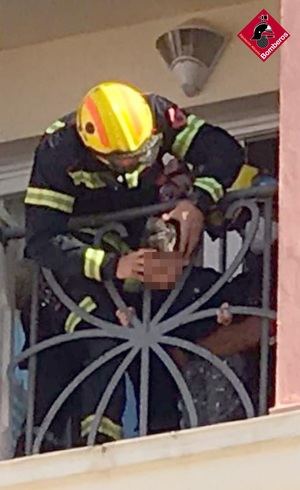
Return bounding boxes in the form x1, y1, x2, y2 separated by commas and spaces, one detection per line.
65, 417, 73, 449
143, 289, 151, 332
7, 243, 17, 458
218, 237, 224, 273
139, 347, 150, 436
223, 231, 227, 272
25, 264, 39, 455
0, 242, 15, 459
140, 288, 151, 435
259, 198, 273, 415
218, 230, 227, 273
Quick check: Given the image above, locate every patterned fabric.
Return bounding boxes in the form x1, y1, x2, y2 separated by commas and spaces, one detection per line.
179, 352, 259, 428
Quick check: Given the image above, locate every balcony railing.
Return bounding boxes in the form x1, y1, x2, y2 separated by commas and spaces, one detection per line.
0, 184, 277, 458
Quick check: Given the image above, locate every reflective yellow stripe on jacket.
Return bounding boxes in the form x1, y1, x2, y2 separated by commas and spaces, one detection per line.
45, 119, 66, 135
172, 115, 205, 159
65, 296, 97, 333
194, 177, 224, 203
81, 415, 122, 440
124, 164, 147, 189
84, 247, 106, 281
25, 187, 75, 214
68, 170, 107, 189
101, 232, 131, 254
229, 164, 259, 191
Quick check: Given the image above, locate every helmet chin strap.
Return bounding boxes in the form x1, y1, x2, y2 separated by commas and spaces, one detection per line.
94, 153, 142, 175
112, 162, 142, 175
94, 153, 111, 166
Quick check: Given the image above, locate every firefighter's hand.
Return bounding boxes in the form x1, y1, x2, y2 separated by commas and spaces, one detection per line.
116, 249, 156, 281
162, 200, 204, 259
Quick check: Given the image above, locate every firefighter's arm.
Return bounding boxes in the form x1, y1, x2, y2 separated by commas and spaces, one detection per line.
25, 147, 118, 281
183, 123, 244, 213
148, 93, 244, 214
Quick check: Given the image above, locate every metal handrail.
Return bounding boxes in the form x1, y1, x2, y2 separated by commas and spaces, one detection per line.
0, 184, 277, 244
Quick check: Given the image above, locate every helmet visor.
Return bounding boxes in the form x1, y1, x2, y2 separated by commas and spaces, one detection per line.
95, 133, 163, 173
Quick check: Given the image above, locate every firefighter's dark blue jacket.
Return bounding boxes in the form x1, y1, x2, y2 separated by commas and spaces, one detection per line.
25, 94, 244, 281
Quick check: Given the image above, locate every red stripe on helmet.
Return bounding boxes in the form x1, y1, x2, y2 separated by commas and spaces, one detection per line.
85, 96, 110, 148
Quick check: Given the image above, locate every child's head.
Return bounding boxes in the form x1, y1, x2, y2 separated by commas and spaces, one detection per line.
142, 217, 178, 252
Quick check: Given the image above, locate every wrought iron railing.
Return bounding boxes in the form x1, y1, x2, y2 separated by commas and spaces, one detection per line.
0, 184, 277, 458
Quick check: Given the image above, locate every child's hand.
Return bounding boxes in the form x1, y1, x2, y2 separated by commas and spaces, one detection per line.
217, 302, 232, 326
116, 307, 136, 327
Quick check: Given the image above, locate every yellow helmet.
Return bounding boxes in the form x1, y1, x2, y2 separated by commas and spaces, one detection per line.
76, 81, 154, 155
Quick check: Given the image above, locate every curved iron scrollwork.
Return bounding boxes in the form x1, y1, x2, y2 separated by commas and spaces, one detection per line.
7, 188, 276, 454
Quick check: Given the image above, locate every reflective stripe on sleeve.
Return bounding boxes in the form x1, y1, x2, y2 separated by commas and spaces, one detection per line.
194, 177, 224, 203
45, 120, 66, 134
171, 115, 205, 159
68, 170, 107, 189
24, 187, 75, 213
83, 247, 106, 281
81, 415, 122, 440
64, 296, 97, 333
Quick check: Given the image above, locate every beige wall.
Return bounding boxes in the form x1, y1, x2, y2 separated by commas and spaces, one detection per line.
0, 0, 279, 143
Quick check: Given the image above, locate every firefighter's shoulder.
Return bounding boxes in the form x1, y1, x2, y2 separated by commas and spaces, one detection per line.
145, 93, 187, 130
38, 112, 78, 155
35, 112, 81, 169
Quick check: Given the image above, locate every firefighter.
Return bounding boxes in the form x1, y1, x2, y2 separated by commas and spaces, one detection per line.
24, 81, 244, 446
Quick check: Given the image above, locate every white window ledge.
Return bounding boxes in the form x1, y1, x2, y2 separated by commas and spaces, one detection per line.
1, 410, 300, 490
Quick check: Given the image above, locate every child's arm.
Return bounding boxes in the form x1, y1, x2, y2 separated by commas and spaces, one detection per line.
197, 316, 261, 356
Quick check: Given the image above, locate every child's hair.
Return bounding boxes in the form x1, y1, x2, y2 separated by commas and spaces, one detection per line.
141, 217, 179, 252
